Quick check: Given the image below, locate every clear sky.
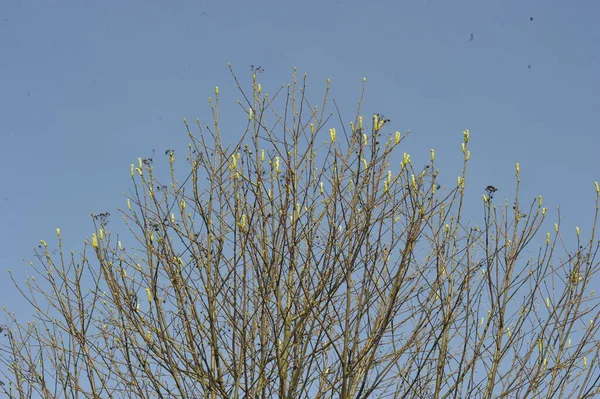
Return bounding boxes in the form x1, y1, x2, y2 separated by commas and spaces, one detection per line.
1, 0, 599, 344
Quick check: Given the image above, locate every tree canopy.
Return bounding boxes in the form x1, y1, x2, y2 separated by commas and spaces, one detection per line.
2, 68, 599, 398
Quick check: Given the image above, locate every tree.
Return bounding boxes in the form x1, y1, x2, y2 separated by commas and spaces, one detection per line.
2, 67, 599, 398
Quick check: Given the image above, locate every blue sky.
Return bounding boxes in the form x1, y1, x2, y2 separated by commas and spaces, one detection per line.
1, 0, 599, 341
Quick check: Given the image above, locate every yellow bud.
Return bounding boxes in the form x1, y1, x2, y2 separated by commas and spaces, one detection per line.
546, 233, 550, 244
239, 214, 247, 230
330, 128, 336, 142
546, 298, 550, 307
56, 228, 60, 236
538, 196, 543, 206
320, 181, 324, 194
373, 114, 379, 128
261, 149, 265, 162
146, 330, 151, 340
576, 226, 580, 236
457, 176, 462, 187
461, 143, 466, 153
567, 338, 571, 348
359, 116, 363, 129
362, 158, 368, 169
595, 181, 600, 194
584, 357, 587, 367
40, 240, 47, 247
554, 223, 558, 232
363, 133, 368, 146
180, 199, 186, 210
311, 123, 315, 134
215, 86, 219, 95
363, 77, 366, 82
411, 174, 416, 187
249, 107, 254, 120
516, 163, 520, 174
483, 195, 488, 203
257, 83, 261, 94
275, 157, 280, 173
118, 241, 123, 250
92, 234, 98, 248
387, 170, 392, 184
138, 158, 143, 169
463, 130, 470, 143
466, 150, 471, 160
383, 181, 389, 193
542, 207, 547, 216
395, 131, 401, 144
99, 229, 104, 240
146, 288, 152, 302
127, 199, 131, 210
130, 164, 134, 177
403, 153, 410, 165
430, 149, 435, 162
231, 154, 237, 170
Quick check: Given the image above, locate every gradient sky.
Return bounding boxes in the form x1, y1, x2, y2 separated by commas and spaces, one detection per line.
1, 0, 599, 354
